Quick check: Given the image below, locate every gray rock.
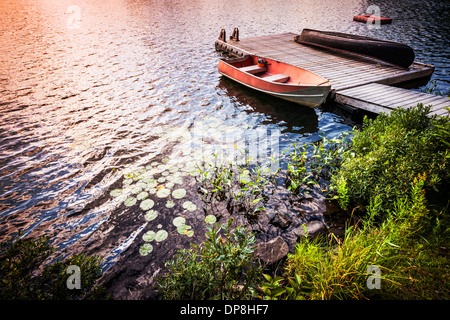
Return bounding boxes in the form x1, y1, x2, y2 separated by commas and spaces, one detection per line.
255, 236, 289, 265
294, 220, 327, 239
271, 212, 293, 229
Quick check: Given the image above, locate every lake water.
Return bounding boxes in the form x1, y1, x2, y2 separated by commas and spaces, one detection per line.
0, 0, 448, 299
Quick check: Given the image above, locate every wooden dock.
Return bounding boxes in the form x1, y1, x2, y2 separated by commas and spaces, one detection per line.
215, 31, 449, 116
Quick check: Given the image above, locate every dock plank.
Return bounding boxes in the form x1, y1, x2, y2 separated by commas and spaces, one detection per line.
336, 83, 449, 115
389, 94, 447, 109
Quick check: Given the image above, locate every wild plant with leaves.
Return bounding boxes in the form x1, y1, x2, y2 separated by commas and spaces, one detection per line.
332, 104, 450, 217
285, 132, 352, 197
157, 218, 262, 300
196, 155, 273, 217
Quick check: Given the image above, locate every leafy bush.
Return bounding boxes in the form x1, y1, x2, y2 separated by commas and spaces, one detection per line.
285, 132, 352, 197
0, 234, 104, 300
197, 156, 270, 217
157, 218, 262, 300
332, 104, 450, 216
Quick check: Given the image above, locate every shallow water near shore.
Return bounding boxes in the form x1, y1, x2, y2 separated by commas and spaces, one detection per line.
0, 0, 448, 298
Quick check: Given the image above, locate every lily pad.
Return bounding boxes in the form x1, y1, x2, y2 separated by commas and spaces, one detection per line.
143, 230, 156, 242
139, 243, 153, 256
144, 210, 158, 221
172, 188, 186, 199
146, 180, 157, 189
172, 217, 186, 227
136, 181, 147, 188
157, 164, 168, 172
177, 224, 191, 234
205, 215, 217, 225
123, 178, 133, 185
110, 189, 122, 197
140, 199, 155, 211
186, 229, 194, 237
165, 200, 175, 208
124, 196, 137, 207
136, 191, 148, 201
156, 188, 170, 198
131, 185, 143, 194
155, 230, 168, 242
142, 175, 155, 184
169, 166, 178, 173
172, 176, 183, 184
166, 182, 174, 189
182, 201, 197, 212
157, 177, 166, 183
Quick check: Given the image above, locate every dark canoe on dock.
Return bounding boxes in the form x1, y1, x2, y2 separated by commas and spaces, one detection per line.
294, 29, 415, 69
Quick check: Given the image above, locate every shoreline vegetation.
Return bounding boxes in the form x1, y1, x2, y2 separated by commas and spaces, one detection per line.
1, 104, 449, 300
157, 104, 450, 300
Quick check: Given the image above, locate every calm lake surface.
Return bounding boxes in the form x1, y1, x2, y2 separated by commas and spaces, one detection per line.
0, 0, 448, 298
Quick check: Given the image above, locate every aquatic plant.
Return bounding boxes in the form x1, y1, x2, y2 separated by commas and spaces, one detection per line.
197, 154, 272, 217
182, 201, 196, 212
156, 187, 170, 198
285, 131, 352, 198
165, 200, 175, 208
139, 199, 155, 211
143, 230, 156, 242
155, 230, 168, 242
172, 188, 187, 199
172, 216, 184, 226
124, 196, 137, 207
139, 243, 153, 256
144, 210, 158, 221
205, 214, 217, 225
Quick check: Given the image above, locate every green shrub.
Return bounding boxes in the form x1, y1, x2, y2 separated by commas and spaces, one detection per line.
197, 156, 270, 217
0, 234, 104, 300
285, 132, 352, 197
156, 218, 262, 300
332, 104, 450, 216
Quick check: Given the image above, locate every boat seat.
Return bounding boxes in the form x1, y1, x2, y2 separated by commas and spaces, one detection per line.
239, 65, 266, 74
264, 74, 290, 83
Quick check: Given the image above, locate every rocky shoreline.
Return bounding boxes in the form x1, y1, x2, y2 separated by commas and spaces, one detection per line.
95, 161, 347, 299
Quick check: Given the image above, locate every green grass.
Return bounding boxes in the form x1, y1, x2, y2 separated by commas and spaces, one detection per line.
284, 173, 450, 299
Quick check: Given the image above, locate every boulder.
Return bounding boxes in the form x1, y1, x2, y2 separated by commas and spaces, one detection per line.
255, 236, 289, 265
270, 211, 293, 229
294, 220, 327, 239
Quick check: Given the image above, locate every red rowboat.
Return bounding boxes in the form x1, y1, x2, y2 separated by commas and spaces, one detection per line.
218, 55, 331, 108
